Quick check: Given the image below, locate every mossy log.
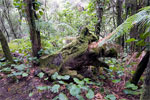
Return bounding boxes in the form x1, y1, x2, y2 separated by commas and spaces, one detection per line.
40, 27, 117, 78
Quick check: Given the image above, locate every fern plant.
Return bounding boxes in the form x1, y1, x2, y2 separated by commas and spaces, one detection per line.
98, 6, 150, 47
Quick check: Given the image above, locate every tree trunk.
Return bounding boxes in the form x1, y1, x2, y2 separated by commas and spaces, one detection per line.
95, 0, 105, 35
131, 51, 150, 85
0, 13, 10, 41
0, 30, 13, 63
140, 53, 150, 100
3, 0, 17, 39
24, 0, 41, 58
116, 0, 124, 47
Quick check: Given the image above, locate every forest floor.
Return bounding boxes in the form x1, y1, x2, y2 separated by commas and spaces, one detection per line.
0, 52, 144, 100
0, 71, 140, 100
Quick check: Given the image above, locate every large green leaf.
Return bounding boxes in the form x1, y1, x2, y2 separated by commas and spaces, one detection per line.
51, 84, 60, 93
105, 94, 116, 100
37, 72, 44, 78
76, 95, 84, 100
58, 93, 68, 100
69, 84, 81, 96
125, 82, 138, 90
126, 38, 137, 43
86, 89, 94, 99
14, 64, 27, 71
73, 78, 84, 85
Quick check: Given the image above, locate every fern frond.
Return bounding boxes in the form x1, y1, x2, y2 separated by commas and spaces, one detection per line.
98, 6, 150, 47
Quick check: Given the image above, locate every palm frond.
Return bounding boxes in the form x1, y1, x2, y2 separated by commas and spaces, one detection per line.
98, 6, 150, 47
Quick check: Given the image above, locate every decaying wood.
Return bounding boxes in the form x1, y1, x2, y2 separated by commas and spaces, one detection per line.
40, 27, 117, 78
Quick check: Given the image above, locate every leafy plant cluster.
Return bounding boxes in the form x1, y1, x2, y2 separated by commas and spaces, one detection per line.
98, 6, 150, 49
9, 38, 31, 56
35, 72, 96, 100
102, 58, 142, 97
0, 64, 31, 82
123, 82, 141, 95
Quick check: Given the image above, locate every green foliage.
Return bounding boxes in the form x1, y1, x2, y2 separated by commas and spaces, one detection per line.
9, 38, 31, 55
73, 78, 84, 85
51, 72, 70, 80
67, 77, 95, 99
48, 1, 98, 38
37, 72, 44, 78
125, 82, 138, 90
14, 0, 44, 19
68, 84, 81, 96
37, 86, 51, 91
112, 79, 121, 83
51, 84, 60, 93
58, 93, 68, 100
22, 73, 28, 77
126, 38, 137, 43
29, 92, 33, 97
1, 67, 11, 74
13, 64, 28, 71
13, 0, 24, 10
36, 84, 60, 93
0, 64, 31, 80
105, 58, 125, 79
98, 6, 150, 48
105, 94, 116, 100
123, 82, 141, 95
53, 93, 68, 100
7, 37, 62, 56
86, 89, 95, 99
37, 72, 95, 100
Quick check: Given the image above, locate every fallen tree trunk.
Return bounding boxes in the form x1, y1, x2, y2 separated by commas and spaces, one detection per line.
40, 27, 117, 78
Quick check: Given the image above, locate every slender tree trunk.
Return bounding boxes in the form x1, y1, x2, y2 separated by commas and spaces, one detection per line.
125, 0, 139, 52
131, 51, 150, 85
116, 0, 124, 47
0, 13, 10, 41
17, 11, 23, 38
24, 0, 41, 58
95, 0, 105, 35
140, 54, 150, 100
3, 0, 17, 39
116, 0, 123, 26
0, 30, 13, 63
148, 0, 150, 6
4, 13, 17, 38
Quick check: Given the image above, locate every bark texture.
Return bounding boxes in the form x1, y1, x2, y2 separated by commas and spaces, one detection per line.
140, 53, 150, 100
24, 0, 41, 58
95, 0, 105, 35
0, 30, 13, 62
131, 51, 150, 85
116, 0, 124, 47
